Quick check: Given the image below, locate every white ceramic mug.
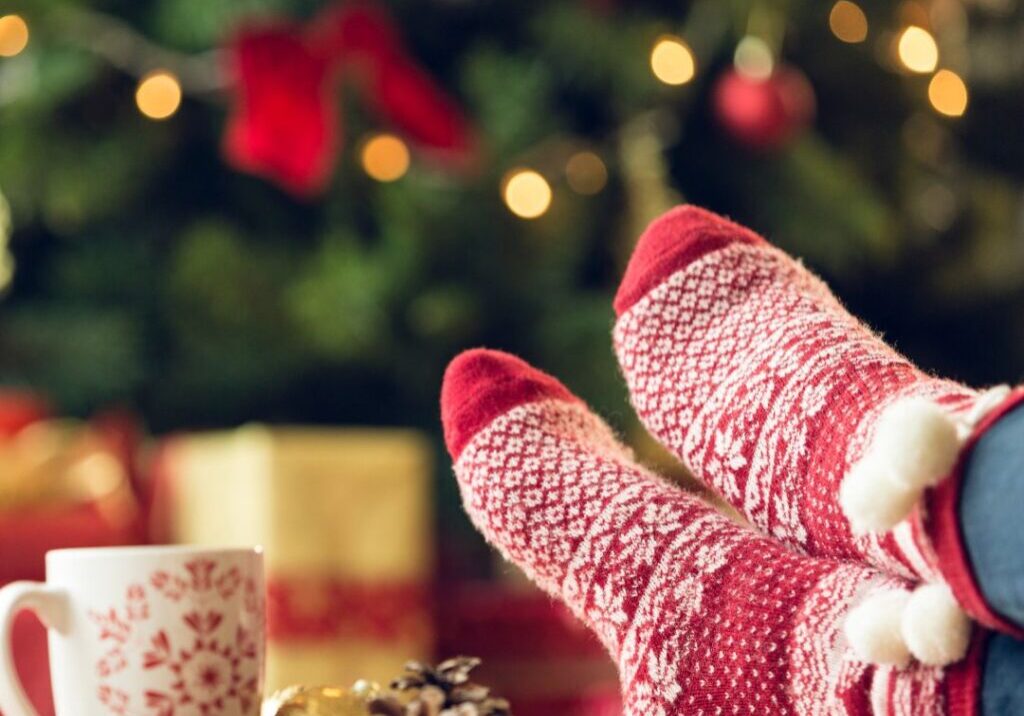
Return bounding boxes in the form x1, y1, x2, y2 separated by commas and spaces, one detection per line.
0, 545, 265, 716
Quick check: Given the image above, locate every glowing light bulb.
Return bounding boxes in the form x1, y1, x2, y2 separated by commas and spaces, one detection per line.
361, 133, 410, 182
135, 71, 182, 120
565, 152, 608, 195
502, 169, 552, 219
829, 2, 869, 44
0, 15, 29, 57
650, 36, 696, 86
897, 26, 939, 73
734, 36, 774, 81
928, 69, 968, 117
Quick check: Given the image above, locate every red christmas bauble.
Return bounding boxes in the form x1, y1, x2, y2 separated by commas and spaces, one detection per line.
711, 65, 815, 150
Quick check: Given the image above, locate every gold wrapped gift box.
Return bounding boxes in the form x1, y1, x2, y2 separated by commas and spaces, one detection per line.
158, 426, 434, 692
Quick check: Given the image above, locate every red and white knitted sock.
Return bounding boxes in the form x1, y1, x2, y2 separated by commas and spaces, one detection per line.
612, 205, 1024, 654
441, 348, 985, 715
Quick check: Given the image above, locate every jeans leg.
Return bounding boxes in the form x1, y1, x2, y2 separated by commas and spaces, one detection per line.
983, 634, 1024, 714
960, 403, 1024, 627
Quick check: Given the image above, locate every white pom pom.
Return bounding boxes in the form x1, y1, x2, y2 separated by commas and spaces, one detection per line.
901, 583, 971, 666
844, 589, 912, 666
871, 398, 962, 490
840, 455, 921, 534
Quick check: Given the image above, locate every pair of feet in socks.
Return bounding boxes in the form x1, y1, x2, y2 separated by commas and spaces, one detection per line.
439, 206, 1024, 715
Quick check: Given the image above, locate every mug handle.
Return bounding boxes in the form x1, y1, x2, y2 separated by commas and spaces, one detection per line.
0, 582, 68, 716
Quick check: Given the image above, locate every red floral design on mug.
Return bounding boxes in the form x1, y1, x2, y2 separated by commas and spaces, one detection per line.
89, 558, 264, 715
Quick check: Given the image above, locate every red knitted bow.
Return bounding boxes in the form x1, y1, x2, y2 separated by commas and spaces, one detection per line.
223, 2, 475, 196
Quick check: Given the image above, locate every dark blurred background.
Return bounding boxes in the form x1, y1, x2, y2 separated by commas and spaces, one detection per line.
5, 0, 1024, 431
2, 0, 1023, 712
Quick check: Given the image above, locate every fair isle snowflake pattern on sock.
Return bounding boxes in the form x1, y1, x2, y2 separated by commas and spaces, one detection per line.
441, 350, 981, 715
612, 206, 1024, 635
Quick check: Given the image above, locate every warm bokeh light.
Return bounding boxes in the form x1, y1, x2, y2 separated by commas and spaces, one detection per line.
650, 36, 696, 86
0, 15, 29, 57
135, 71, 182, 120
928, 69, 968, 117
565, 151, 608, 195
361, 133, 411, 182
829, 2, 869, 44
502, 169, 552, 219
897, 26, 939, 73
734, 36, 774, 81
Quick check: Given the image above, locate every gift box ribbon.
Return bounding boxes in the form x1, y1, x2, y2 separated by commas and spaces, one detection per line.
266, 576, 430, 642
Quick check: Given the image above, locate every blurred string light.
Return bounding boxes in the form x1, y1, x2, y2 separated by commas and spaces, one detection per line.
928, 69, 968, 117
502, 169, 552, 219
361, 133, 410, 182
135, 70, 182, 120
829, 2, 869, 44
14, 1, 968, 212
0, 14, 29, 57
733, 36, 774, 80
897, 26, 939, 73
650, 35, 696, 86
565, 151, 608, 195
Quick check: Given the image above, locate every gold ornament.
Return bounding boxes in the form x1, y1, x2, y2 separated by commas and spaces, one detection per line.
351, 681, 384, 700
262, 683, 382, 716
261, 658, 509, 716
369, 658, 510, 716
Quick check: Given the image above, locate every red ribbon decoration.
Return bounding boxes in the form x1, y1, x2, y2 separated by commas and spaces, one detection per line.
223, 25, 339, 197
316, 3, 475, 158
265, 576, 431, 642
223, 2, 475, 196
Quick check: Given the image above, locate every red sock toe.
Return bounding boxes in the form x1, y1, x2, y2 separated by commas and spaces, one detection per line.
613, 205, 765, 316
441, 348, 579, 459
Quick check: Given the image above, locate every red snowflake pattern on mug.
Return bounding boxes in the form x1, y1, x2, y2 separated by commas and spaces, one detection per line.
89, 559, 263, 715
142, 621, 259, 715
98, 685, 131, 715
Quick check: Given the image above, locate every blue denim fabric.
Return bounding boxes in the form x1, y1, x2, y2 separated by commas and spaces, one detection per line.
983, 634, 1024, 714
959, 403, 1024, 712
962, 403, 1024, 626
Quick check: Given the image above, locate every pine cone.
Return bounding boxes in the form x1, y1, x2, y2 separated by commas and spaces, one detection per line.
367, 657, 510, 716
